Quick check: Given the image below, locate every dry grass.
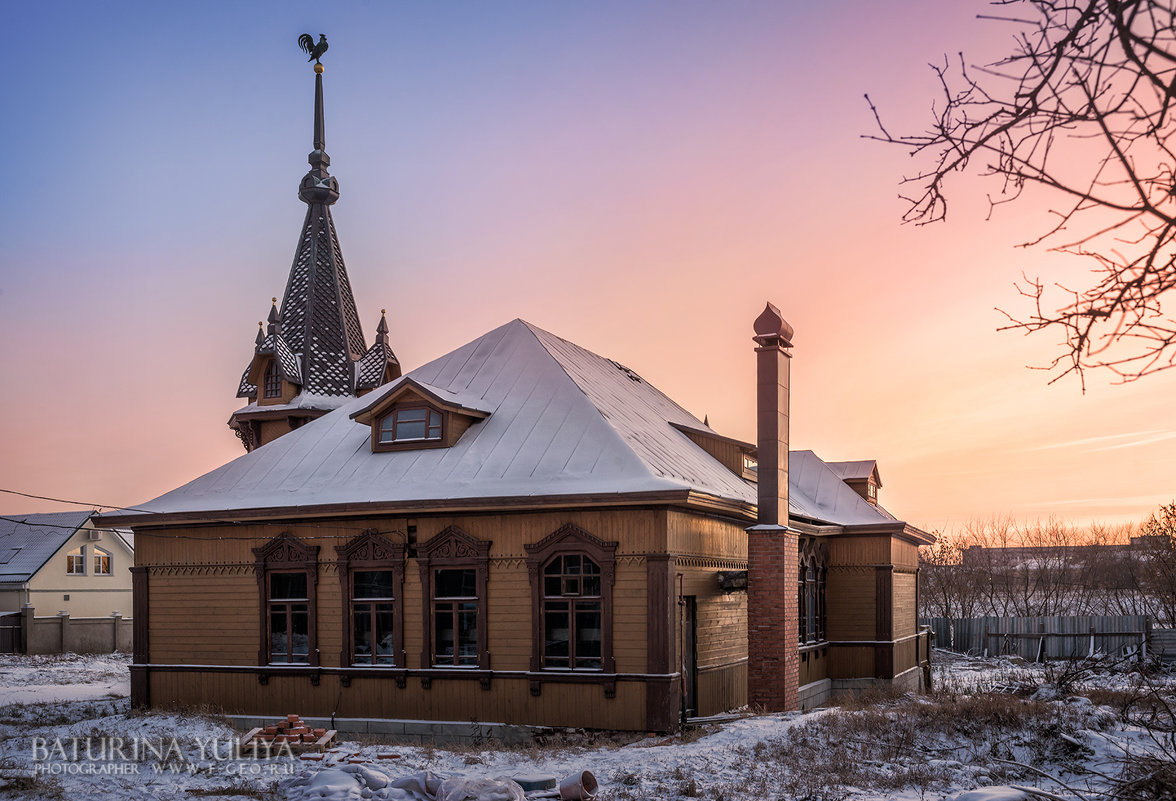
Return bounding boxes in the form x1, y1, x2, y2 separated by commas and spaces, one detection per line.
185, 779, 278, 799
0, 758, 65, 801
727, 689, 1115, 798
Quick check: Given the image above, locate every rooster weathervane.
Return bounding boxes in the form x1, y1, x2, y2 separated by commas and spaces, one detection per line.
298, 33, 329, 66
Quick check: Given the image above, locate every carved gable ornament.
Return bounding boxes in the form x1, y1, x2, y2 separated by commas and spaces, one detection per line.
418, 526, 490, 562
252, 532, 319, 568
524, 523, 618, 582
335, 528, 404, 564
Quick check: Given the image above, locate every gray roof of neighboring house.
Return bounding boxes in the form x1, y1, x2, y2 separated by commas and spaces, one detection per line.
108, 319, 905, 530
0, 510, 96, 584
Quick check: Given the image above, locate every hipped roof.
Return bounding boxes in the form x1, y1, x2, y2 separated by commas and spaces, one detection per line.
102, 320, 907, 530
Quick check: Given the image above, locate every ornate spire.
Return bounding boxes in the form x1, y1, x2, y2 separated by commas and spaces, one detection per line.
277, 56, 366, 396
230, 42, 396, 452
299, 64, 339, 206
254, 321, 264, 349
376, 309, 389, 345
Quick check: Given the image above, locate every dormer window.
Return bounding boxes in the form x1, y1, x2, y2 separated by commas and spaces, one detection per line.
379, 406, 443, 444
351, 377, 491, 453
263, 361, 282, 399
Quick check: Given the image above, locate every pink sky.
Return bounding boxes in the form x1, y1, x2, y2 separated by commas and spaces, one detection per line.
1, 2, 1173, 533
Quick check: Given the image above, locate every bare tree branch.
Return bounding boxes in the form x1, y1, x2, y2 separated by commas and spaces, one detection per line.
870, 0, 1176, 384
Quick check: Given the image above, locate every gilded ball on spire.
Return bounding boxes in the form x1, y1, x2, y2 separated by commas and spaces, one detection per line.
314, 63, 324, 74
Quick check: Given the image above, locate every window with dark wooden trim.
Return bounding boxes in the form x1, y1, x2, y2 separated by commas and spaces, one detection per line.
417, 527, 490, 670
263, 360, 282, 399
542, 554, 603, 669
432, 568, 479, 666
268, 571, 309, 663
798, 538, 828, 645
525, 524, 617, 673
798, 565, 807, 645
66, 546, 85, 575
336, 530, 405, 667
352, 571, 397, 664
378, 405, 443, 444
253, 533, 319, 666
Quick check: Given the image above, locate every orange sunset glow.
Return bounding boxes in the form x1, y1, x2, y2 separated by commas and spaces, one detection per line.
1, 1, 1173, 534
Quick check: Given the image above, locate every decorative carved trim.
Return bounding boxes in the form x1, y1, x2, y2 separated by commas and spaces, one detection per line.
672, 556, 748, 570
335, 529, 406, 669
417, 526, 490, 670
147, 564, 255, 577
488, 557, 526, 569
252, 532, 318, 569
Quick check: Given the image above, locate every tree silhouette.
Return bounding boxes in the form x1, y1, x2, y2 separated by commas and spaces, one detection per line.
868, 1, 1176, 386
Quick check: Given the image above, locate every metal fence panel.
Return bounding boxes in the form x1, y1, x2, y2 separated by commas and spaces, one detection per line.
922, 615, 1150, 660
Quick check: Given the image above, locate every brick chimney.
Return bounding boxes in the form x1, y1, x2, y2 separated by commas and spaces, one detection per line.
746, 302, 799, 712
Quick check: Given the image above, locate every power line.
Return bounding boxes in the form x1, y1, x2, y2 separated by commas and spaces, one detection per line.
0, 488, 408, 542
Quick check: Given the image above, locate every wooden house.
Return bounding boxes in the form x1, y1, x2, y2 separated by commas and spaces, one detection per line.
96, 62, 932, 733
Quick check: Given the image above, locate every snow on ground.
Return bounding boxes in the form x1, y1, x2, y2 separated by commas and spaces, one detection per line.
0, 650, 1172, 801
0, 652, 129, 705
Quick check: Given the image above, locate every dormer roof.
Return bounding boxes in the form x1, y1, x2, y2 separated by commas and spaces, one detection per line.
827, 459, 882, 488
350, 376, 494, 426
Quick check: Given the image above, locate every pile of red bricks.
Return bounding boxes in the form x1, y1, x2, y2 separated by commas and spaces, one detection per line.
251, 714, 328, 746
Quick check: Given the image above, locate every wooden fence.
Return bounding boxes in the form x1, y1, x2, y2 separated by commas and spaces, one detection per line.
923, 615, 1151, 661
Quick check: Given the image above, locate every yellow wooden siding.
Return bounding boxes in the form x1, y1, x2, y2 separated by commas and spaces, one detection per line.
825, 568, 874, 640
696, 661, 746, 717
892, 572, 917, 638
147, 671, 646, 730
828, 645, 874, 679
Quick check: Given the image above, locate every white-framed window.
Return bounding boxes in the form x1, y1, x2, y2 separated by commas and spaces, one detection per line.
378, 406, 443, 444
66, 546, 86, 575
93, 547, 112, 576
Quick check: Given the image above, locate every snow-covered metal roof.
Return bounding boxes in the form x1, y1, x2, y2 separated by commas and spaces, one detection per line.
0, 510, 96, 584
826, 459, 881, 487
788, 452, 896, 526
114, 320, 905, 529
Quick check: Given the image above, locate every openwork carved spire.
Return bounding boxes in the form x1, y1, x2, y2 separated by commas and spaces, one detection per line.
229, 45, 397, 451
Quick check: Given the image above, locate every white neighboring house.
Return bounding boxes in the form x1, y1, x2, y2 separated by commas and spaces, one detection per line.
0, 510, 133, 618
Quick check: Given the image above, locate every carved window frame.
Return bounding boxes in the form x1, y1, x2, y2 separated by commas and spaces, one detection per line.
417, 526, 490, 669
253, 533, 319, 666
525, 523, 618, 673
798, 537, 828, 645
335, 529, 405, 668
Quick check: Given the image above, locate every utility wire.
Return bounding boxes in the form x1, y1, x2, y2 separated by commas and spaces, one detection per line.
0, 488, 408, 542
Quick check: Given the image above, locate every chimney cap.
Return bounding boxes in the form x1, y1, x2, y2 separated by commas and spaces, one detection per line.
753, 302, 793, 345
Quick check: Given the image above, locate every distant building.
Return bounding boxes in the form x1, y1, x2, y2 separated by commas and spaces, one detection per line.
0, 511, 133, 618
